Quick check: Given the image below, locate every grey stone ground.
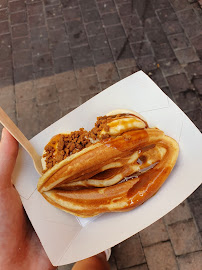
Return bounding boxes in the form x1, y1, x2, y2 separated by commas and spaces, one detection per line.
0, 0, 202, 269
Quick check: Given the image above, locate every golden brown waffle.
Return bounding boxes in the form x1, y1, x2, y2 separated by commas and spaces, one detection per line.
37, 112, 179, 217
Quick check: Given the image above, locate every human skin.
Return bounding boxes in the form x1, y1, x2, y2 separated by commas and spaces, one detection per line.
0, 128, 56, 270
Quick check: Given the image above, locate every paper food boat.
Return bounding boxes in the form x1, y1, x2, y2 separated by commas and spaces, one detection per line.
13, 71, 202, 266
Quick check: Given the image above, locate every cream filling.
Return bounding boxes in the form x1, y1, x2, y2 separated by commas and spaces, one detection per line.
41, 155, 47, 171
100, 117, 146, 137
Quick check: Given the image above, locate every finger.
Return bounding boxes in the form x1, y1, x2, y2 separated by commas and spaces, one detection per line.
0, 128, 19, 189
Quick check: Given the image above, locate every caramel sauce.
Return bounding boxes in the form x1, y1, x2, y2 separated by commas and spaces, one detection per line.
103, 130, 149, 152
109, 118, 141, 128
46, 134, 62, 149
118, 161, 159, 184
107, 113, 148, 128
91, 167, 124, 180
140, 144, 156, 153
137, 155, 147, 165
127, 166, 171, 198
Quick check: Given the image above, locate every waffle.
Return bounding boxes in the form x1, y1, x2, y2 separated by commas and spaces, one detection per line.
37, 110, 179, 217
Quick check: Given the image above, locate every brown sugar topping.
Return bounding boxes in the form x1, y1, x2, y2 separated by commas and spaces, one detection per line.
43, 128, 92, 173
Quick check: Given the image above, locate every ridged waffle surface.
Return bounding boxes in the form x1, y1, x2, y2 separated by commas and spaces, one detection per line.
38, 116, 179, 217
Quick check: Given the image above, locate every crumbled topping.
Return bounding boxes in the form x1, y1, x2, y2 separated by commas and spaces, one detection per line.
42, 128, 92, 173
89, 116, 110, 140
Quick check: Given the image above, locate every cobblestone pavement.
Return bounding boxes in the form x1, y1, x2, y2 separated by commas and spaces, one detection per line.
0, 0, 202, 269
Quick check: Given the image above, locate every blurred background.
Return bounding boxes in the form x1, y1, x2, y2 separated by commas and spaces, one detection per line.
0, 0, 201, 269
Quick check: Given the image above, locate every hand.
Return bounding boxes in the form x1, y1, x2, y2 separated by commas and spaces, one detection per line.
0, 129, 56, 270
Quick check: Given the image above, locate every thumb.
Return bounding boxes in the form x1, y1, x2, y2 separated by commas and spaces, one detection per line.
0, 128, 19, 189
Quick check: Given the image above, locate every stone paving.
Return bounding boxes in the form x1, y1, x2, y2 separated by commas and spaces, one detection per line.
0, 0, 202, 269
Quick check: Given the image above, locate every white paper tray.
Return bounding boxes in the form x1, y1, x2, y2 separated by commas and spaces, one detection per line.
13, 71, 202, 266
